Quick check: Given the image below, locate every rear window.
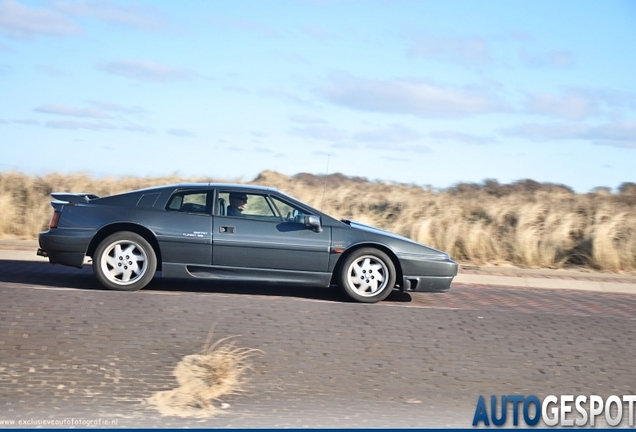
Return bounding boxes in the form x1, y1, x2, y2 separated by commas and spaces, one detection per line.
137, 193, 160, 208
166, 191, 210, 214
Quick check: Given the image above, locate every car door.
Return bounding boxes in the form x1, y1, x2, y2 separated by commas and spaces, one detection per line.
212, 191, 330, 272
152, 189, 213, 265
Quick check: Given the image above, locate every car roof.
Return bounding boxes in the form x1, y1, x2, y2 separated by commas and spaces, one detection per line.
137, 183, 280, 193
169, 183, 280, 193
109, 183, 280, 197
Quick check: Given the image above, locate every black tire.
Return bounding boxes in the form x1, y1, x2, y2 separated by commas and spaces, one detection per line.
338, 248, 396, 303
93, 231, 157, 291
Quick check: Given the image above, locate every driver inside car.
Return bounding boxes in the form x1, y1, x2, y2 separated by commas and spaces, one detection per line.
227, 193, 248, 217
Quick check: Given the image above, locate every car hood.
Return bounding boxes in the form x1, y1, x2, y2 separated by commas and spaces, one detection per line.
345, 220, 449, 258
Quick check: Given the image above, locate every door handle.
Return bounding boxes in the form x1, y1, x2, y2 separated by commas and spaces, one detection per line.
220, 226, 235, 234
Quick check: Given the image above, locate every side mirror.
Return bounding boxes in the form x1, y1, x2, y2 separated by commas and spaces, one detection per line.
304, 215, 322, 233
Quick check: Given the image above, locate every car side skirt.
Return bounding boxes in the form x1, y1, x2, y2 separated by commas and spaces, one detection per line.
402, 275, 454, 293
162, 263, 332, 287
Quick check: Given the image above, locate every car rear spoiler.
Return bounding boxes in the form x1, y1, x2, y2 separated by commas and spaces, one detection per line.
51, 192, 100, 204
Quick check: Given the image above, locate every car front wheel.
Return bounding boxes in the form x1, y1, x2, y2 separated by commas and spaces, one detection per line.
93, 232, 157, 291
338, 248, 396, 303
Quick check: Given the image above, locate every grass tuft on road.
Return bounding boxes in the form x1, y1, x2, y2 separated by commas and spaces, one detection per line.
147, 335, 261, 418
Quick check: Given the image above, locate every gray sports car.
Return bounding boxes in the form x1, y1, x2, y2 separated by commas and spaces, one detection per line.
37, 183, 458, 303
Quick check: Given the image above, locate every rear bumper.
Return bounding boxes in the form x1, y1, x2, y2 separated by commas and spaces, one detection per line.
38, 229, 92, 269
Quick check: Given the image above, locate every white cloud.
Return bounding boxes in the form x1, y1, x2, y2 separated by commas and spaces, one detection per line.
209, 18, 277, 37
300, 25, 337, 41
12, 119, 39, 125
270, 50, 311, 65
290, 125, 348, 141
525, 87, 636, 120
97, 59, 196, 82
259, 89, 313, 106
40, 119, 153, 133
225, 86, 313, 106
223, 84, 249, 94
167, 128, 195, 137
549, 51, 574, 67
383, 156, 409, 162
592, 122, 636, 142
86, 100, 146, 114
409, 36, 492, 66
35, 104, 112, 119
354, 124, 422, 143
319, 74, 511, 118
525, 93, 597, 120
519, 49, 574, 68
32, 102, 153, 133
429, 131, 497, 145
366, 143, 432, 153
36, 64, 69, 77
0, 0, 80, 39
510, 30, 532, 41
500, 121, 636, 149
290, 115, 327, 124
595, 140, 636, 149
254, 147, 273, 153
53, 0, 167, 31
571, 87, 636, 111
331, 142, 358, 149
121, 123, 154, 133
502, 122, 586, 141
0, 0, 167, 40
45, 120, 116, 130
407, 145, 432, 154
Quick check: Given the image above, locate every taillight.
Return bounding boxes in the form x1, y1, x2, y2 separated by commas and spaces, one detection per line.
49, 211, 61, 229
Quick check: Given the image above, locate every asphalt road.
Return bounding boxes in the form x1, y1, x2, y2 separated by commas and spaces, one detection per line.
1, 259, 635, 428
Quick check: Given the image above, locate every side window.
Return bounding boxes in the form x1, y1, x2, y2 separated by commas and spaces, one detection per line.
270, 196, 310, 222
166, 191, 209, 214
218, 191, 281, 221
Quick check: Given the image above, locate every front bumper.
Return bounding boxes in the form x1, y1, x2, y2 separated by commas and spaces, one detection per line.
398, 253, 458, 293
402, 275, 453, 292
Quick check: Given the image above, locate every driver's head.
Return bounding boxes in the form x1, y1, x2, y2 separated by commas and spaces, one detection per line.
229, 193, 248, 212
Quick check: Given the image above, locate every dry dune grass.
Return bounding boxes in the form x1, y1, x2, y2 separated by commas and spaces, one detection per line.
256, 171, 636, 273
1, 170, 635, 272
0, 171, 229, 239
147, 335, 261, 418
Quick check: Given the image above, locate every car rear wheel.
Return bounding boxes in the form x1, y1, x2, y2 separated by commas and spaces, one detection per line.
338, 248, 396, 303
93, 232, 157, 291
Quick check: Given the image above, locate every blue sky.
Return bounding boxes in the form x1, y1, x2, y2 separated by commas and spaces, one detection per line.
1, 0, 635, 192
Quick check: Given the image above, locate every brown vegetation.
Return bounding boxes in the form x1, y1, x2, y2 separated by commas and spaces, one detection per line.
147, 334, 260, 418
1, 170, 635, 272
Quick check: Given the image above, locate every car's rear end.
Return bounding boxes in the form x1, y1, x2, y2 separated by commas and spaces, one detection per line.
38, 193, 100, 268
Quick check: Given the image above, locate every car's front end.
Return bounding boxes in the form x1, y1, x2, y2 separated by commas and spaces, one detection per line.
396, 250, 457, 292
334, 219, 458, 293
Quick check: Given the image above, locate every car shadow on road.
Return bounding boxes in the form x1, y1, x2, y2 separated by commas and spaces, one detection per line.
0, 259, 413, 304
